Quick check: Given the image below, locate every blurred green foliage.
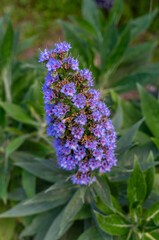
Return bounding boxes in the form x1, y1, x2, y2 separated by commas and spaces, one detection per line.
122, 0, 159, 32
0, 0, 159, 240
61, 0, 159, 95
0, 0, 158, 51
0, 0, 82, 46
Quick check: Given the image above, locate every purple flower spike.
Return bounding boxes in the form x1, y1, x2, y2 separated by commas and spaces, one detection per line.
39, 41, 117, 185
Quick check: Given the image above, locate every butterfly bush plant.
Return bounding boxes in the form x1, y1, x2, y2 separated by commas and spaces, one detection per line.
39, 41, 117, 185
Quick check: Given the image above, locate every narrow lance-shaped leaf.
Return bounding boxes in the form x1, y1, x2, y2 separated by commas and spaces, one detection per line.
101, 19, 118, 73
152, 138, 159, 149
1, 21, 14, 63
0, 11, 11, 46
6, 134, 29, 156
0, 161, 11, 203
105, 26, 130, 72
127, 156, 147, 206
113, 64, 159, 93
82, 0, 102, 43
16, 36, 36, 56
117, 119, 143, 154
138, 84, 159, 137
11, 151, 67, 183
143, 230, 159, 240
119, 96, 142, 129
0, 102, 38, 126
44, 209, 72, 240
93, 176, 112, 208
130, 9, 158, 39
112, 97, 123, 130
144, 201, 159, 222
44, 188, 85, 240
0, 182, 73, 217
22, 170, 36, 198
108, 0, 123, 23
122, 41, 157, 64
95, 212, 131, 236
20, 209, 60, 239
0, 218, 16, 240
144, 152, 155, 200
77, 226, 103, 240
59, 188, 86, 235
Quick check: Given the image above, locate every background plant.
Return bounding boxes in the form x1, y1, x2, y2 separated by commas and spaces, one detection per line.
0, 0, 159, 240
60, 0, 159, 95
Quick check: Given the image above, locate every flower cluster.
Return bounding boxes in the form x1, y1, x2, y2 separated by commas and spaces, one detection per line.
96, 0, 114, 9
40, 41, 117, 185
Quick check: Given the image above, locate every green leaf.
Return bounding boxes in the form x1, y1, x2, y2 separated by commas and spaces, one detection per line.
109, 0, 123, 23
117, 141, 158, 172
93, 176, 112, 208
1, 21, 14, 63
59, 188, 85, 235
122, 41, 157, 64
95, 212, 130, 236
95, 196, 113, 215
144, 152, 155, 199
130, 10, 158, 39
0, 11, 11, 46
117, 120, 143, 154
18, 140, 54, 157
16, 36, 36, 55
44, 209, 72, 240
0, 182, 73, 217
0, 161, 11, 203
6, 134, 29, 156
0, 218, 16, 240
60, 21, 92, 67
25, 181, 75, 204
143, 230, 159, 240
4, 127, 24, 135
71, 204, 91, 220
13, 26, 21, 55
154, 173, 159, 195
0, 102, 38, 126
120, 97, 142, 129
77, 226, 104, 240
112, 95, 142, 130
82, 0, 102, 42
105, 26, 130, 71
101, 19, 118, 73
44, 189, 85, 240
111, 195, 123, 214
0, 200, 61, 218
8, 188, 26, 201
21, 209, 60, 238
114, 64, 159, 93
22, 170, 36, 198
69, 16, 97, 37
152, 138, 159, 149
95, 194, 122, 216
127, 157, 147, 206
134, 131, 150, 145
144, 201, 159, 222
138, 84, 159, 137
112, 97, 123, 130
11, 151, 67, 182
